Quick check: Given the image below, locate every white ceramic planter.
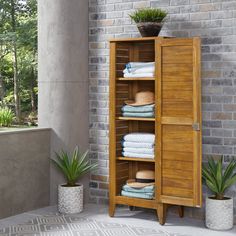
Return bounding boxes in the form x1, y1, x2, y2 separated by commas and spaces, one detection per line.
206, 196, 233, 230
58, 184, 83, 214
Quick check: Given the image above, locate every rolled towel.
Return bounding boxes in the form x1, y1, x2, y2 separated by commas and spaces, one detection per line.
122, 112, 154, 118
121, 190, 154, 199
122, 151, 154, 159
122, 184, 154, 193
123, 147, 154, 155
124, 72, 154, 78
121, 104, 155, 113
122, 141, 154, 149
123, 133, 155, 143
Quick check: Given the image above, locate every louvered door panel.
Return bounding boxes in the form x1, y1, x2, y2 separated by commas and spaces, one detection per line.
156, 38, 202, 207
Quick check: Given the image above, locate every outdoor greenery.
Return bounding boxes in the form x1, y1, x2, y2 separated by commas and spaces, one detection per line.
202, 156, 236, 200
129, 8, 167, 23
0, 106, 15, 127
0, 0, 37, 126
51, 146, 98, 187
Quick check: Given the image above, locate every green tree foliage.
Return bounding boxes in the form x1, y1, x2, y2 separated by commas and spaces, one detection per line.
0, 0, 37, 125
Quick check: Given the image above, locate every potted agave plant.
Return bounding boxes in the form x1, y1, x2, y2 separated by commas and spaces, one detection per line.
51, 146, 98, 214
202, 156, 236, 230
129, 8, 167, 37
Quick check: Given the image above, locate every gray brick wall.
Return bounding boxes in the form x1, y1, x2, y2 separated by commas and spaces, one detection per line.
88, 0, 236, 221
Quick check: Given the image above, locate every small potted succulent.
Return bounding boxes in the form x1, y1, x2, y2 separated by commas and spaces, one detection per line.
202, 156, 236, 230
51, 146, 98, 214
129, 8, 167, 37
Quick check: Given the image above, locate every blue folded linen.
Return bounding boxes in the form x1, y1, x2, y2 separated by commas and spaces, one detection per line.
122, 112, 154, 118
123, 147, 154, 155
123, 72, 154, 78
122, 151, 154, 159
122, 141, 154, 149
121, 104, 155, 113
122, 184, 154, 193
121, 190, 154, 199
123, 133, 155, 143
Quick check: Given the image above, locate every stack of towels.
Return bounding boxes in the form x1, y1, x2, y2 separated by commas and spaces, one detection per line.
121, 104, 155, 118
121, 184, 154, 199
123, 62, 155, 78
122, 133, 155, 159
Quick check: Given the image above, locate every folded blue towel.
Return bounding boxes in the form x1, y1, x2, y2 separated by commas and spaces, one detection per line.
121, 104, 155, 113
123, 133, 155, 143
121, 190, 154, 199
123, 147, 154, 155
122, 141, 154, 149
122, 151, 154, 159
122, 184, 154, 193
122, 112, 154, 118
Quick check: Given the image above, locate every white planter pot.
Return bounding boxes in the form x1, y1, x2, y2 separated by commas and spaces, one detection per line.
206, 196, 233, 230
58, 184, 83, 214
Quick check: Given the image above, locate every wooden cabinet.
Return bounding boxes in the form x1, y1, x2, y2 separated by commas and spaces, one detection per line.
109, 37, 202, 225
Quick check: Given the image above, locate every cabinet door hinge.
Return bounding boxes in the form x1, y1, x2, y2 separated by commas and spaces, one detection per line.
192, 123, 200, 131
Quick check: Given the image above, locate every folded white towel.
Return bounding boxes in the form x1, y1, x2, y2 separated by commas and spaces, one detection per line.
123, 147, 154, 155
123, 66, 155, 74
122, 151, 154, 159
123, 133, 155, 143
123, 72, 154, 78
122, 141, 154, 149
126, 62, 155, 71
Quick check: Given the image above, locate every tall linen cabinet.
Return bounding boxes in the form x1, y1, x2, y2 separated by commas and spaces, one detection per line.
109, 37, 202, 225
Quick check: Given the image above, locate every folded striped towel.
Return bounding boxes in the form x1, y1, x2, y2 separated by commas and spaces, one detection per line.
122, 112, 154, 118
123, 133, 155, 143
122, 151, 154, 159
122, 184, 154, 193
121, 190, 154, 199
121, 104, 155, 113
122, 141, 154, 149
123, 147, 154, 155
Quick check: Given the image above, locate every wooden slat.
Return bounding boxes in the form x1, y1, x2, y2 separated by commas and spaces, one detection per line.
163, 177, 193, 189
116, 117, 155, 121
163, 46, 193, 64
162, 168, 193, 180
163, 186, 193, 198
163, 160, 193, 171
115, 196, 157, 208
116, 77, 155, 81
117, 157, 155, 162
162, 151, 193, 162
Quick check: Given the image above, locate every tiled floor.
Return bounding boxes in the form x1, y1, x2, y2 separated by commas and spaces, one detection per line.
0, 204, 235, 235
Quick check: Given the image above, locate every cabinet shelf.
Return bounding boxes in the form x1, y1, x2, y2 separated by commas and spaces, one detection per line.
116, 77, 155, 81
116, 117, 155, 121
117, 156, 155, 162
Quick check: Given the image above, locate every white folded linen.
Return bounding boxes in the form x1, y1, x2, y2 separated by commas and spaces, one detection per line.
123, 72, 154, 78
126, 62, 155, 71
122, 151, 154, 159
123, 147, 154, 155
123, 133, 155, 143
122, 141, 154, 149
123, 66, 155, 74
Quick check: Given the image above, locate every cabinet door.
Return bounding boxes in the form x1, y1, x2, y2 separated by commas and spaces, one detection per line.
156, 38, 202, 207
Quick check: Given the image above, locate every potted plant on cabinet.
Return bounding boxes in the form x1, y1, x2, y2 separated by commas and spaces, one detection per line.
51, 146, 98, 214
129, 8, 167, 37
202, 156, 236, 230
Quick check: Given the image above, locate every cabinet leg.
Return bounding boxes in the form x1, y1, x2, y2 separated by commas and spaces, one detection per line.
178, 206, 184, 218
157, 203, 167, 225
109, 202, 116, 217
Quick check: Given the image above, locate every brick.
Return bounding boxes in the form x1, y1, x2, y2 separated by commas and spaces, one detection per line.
211, 11, 234, 19
115, 3, 132, 10
212, 146, 233, 155
99, 182, 109, 189
212, 96, 233, 104
224, 138, 236, 146
199, 3, 221, 12
203, 137, 223, 145
202, 37, 222, 45
211, 112, 232, 120
202, 121, 222, 128
202, 70, 221, 79
202, 103, 222, 112
150, 0, 170, 7
89, 182, 98, 188
212, 79, 233, 86
211, 129, 232, 138
190, 12, 210, 21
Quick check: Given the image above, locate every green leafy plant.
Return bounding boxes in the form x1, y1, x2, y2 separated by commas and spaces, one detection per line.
0, 106, 15, 127
51, 146, 98, 187
129, 8, 167, 23
202, 156, 236, 200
